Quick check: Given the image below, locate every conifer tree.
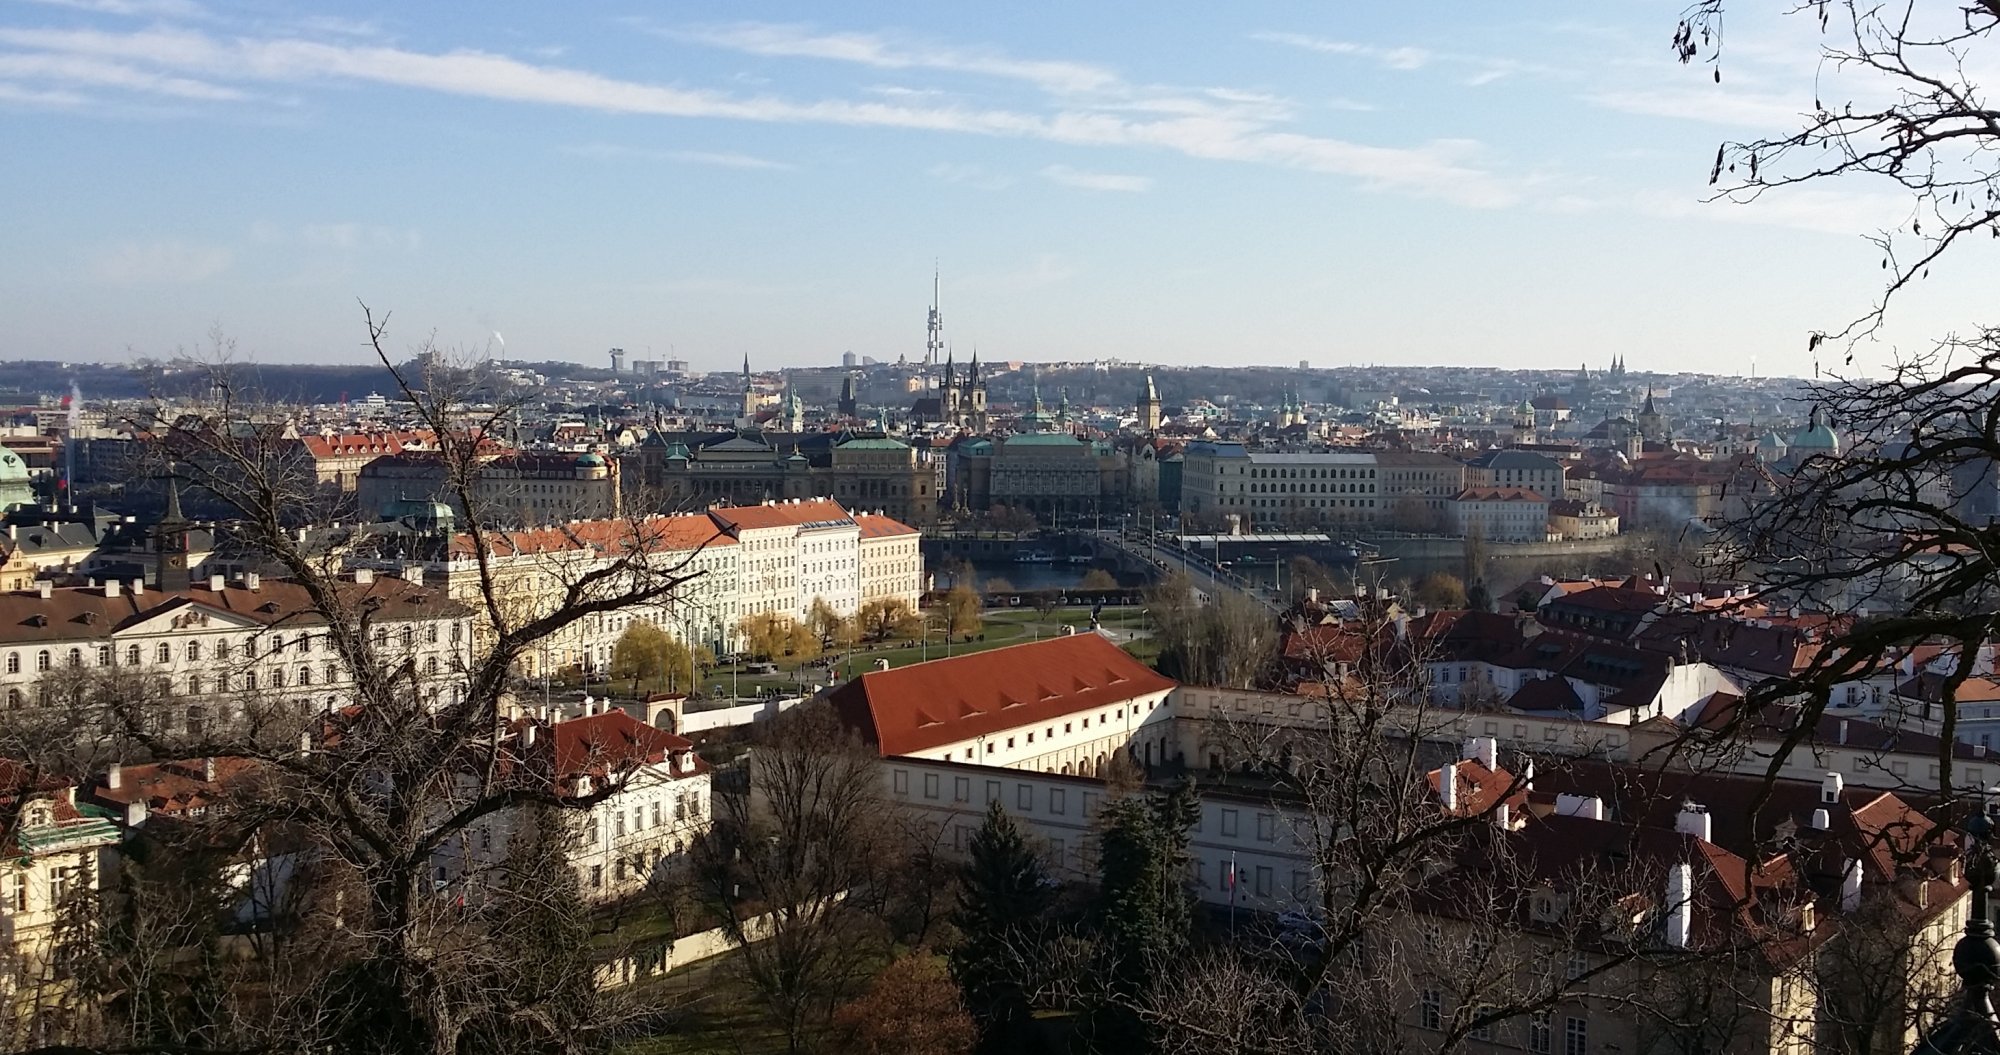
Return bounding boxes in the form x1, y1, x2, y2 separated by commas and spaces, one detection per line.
949, 800, 1052, 1050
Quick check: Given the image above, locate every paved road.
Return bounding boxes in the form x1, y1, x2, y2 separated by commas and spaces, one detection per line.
1093, 530, 1283, 614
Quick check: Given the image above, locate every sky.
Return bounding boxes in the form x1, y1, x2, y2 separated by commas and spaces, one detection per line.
0, 0, 1992, 377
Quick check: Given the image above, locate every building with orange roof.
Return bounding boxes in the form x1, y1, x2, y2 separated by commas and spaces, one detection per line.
435, 707, 710, 905
854, 512, 923, 607
707, 499, 862, 624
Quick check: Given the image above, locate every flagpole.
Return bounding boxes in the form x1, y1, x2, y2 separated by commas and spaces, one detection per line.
1229, 850, 1238, 939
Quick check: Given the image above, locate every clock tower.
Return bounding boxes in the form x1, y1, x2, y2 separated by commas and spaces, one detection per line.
153, 476, 192, 593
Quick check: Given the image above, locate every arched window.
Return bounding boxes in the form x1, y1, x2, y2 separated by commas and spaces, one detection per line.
401, 626, 414, 647
426, 624, 439, 645
425, 656, 439, 676
96, 645, 111, 667
187, 675, 202, 695
186, 642, 201, 662
35, 650, 49, 672
126, 644, 141, 666
4, 653, 17, 674
155, 643, 170, 663
4, 689, 18, 708
298, 666, 312, 686
270, 669, 285, 689
270, 634, 284, 654
66, 648, 80, 668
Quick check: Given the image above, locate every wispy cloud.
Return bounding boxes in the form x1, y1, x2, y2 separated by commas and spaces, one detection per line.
927, 162, 1014, 190
0, 50, 243, 100
1041, 164, 1151, 193
92, 239, 231, 282
17, 0, 206, 18
1253, 30, 1562, 85
0, 24, 1522, 207
564, 142, 794, 169
1324, 96, 1378, 113
1586, 87, 1809, 130
666, 21, 1119, 95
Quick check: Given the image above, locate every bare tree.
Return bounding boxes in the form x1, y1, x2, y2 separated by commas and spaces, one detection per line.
690, 703, 889, 1055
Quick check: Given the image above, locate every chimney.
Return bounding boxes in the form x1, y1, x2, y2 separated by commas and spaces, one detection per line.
574, 774, 592, 797
1523, 759, 1535, 792
1811, 808, 1831, 830
1494, 802, 1512, 830
245, 572, 261, 592
299, 731, 312, 758
1555, 793, 1604, 821
106, 763, 121, 790
1439, 762, 1460, 811
209, 574, 225, 592
36, 580, 50, 599
874, 659, 890, 672
202, 757, 217, 782
1821, 771, 1844, 805
1676, 802, 1712, 843
130, 579, 143, 596
404, 565, 424, 587
1840, 858, 1863, 913
124, 799, 147, 828
1665, 861, 1692, 949
353, 568, 374, 585
103, 580, 120, 598
1462, 735, 1499, 772
520, 724, 538, 748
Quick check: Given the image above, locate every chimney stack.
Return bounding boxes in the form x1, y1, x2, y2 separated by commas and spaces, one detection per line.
124, 799, 147, 828
1821, 771, 1844, 805
35, 580, 50, 599
104, 580, 119, 599
1439, 762, 1460, 812
245, 572, 261, 592
130, 579, 143, 596
353, 568, 374, 585
1555, 793, 1604, 821
1462, 735, 1499, 772
106, 763, 121, 790
1840, 858, 1863, 913
1676, 802, 1712, 843
209, 574, 225, 592
202, 757, 216, 782
1811, 808, 1831, 830
1665, 861, 1693, 949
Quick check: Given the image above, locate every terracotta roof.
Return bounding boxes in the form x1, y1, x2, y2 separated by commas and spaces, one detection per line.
827, 634, 1176, 757
1452, 487, 1550, 502
298, 430, 430, 460
446, 514, 735, 559
854, 513, 919, 540
707, 499, 855, 532
0, 578, 469, 645
545, 710, 701, 783
91, 756, 263, 817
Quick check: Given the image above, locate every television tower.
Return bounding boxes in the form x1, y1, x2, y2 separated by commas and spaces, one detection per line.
925, 267, 944, 384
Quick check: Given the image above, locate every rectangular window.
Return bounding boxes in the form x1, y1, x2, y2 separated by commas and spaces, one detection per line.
590, 865, 603, 889
1254, 866, 1273, 897
1530, 1013, 1552, 1055
1220, 809, 1239, 837
1564, 1017, 1587, 1055
923, 773, 939, 800
1017, 784, 1032, 810
1050, 788, 1067, 814
1048, 838, 1065, 864
1256, 813, 1275, 842
953, 776, 970, 803
985, 780, 1001, 803
892, 769, 909, 794
1420, 989, 1441, 1030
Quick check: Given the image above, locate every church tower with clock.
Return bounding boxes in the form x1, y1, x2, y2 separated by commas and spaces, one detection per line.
153, 476, 192, 593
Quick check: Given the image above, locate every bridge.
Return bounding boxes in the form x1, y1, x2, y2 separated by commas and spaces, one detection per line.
1085, 530, 1285, 615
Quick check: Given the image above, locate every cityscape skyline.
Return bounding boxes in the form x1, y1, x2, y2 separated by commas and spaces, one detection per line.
3, 1, 1993, 375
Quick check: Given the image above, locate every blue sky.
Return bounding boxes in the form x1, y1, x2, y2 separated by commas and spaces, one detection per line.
0, 0, 1989, 376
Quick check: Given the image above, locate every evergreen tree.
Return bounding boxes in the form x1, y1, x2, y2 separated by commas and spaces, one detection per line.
1089, 781, 1201, 1054
949, 801, 1053, 1051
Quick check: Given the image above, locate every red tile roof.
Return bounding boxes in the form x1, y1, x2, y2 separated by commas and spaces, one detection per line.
545, 709, 700, 782
854, 513, 919, 539
91, 756, 263, 817
708, 499, 854, 532
827, 634, 1176, 756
